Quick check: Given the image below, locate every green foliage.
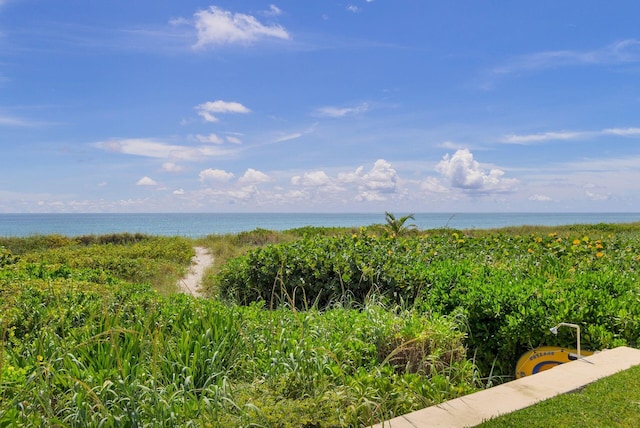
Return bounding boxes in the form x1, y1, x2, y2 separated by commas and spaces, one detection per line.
0, 234, 477, 426
384, 212, 417, 238
216, 233, 437, 308
217, 227, 640, 378
0, 247, 18, 268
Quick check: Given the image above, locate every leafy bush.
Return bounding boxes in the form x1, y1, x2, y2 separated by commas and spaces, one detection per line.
217, 228, 640, 377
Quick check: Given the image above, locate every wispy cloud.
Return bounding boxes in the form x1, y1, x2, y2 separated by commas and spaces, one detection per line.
274, 132, 302, 143
192, 6, 290, 49
492, 39, 640, 76
0, 113, 37, 127
502, 127, 640, 144
313, 102, 370, 118
94, 138, 237, 161
195, 100, 250, 123
264, 5, 283, 17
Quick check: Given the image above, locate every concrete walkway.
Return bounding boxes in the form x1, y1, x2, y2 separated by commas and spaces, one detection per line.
373, 346, 640, 428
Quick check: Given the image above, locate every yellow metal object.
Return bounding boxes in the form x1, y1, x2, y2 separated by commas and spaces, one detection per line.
515, 346, 595, 379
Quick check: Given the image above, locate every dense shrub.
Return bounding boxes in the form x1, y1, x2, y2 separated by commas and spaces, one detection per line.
217, 229, 640, 377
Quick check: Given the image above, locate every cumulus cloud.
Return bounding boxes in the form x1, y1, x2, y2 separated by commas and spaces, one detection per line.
313, 102, 370, 118
435, 149, 518, 193
161, 162, 184, 173
361, 159, 397, 193
346, 5, 361, 13
199, 168, 234, 183
291, 170, 333, 187
193, 6, 290, 49
136, 176, 158, 186
94, 138, 237, 160
196, 100, 250, 123
239, 168, 271, 184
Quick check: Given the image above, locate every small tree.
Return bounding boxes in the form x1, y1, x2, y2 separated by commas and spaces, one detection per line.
384, 212, 416, 238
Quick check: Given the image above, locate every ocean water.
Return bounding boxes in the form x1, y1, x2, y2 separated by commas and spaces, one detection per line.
0, 212, 639, 238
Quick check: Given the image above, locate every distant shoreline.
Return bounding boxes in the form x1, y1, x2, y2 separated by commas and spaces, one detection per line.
1, 212, 639, 238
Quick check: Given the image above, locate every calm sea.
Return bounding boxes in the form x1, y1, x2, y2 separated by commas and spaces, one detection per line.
0, 213, 639, 238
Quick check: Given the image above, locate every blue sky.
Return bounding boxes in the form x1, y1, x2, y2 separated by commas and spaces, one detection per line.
1, 1, 640, 213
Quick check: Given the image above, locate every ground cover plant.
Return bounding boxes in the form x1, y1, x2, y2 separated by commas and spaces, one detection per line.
3, 223, 640, 426
215, 223, 640, 377
1, 233, 477, 426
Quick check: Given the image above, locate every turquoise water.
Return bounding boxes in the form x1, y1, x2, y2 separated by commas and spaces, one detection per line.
0, 212, 639, 238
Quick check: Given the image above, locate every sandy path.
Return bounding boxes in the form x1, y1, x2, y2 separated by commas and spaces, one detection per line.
178, 246, 214, 297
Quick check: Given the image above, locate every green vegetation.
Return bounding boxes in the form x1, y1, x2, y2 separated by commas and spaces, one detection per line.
1, 233, 476, 426
215, 223, 640, 377
479, 365, 640, 427
2, 221, 640, 426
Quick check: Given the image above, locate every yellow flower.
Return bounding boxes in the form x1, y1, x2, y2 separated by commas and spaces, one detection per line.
596, 252, 604, 258
596, 243, 604, 249
572, 239, 581, 245
528, 248, 534, 253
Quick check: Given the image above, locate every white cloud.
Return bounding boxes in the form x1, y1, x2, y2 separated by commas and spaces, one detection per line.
136, 176, 158, 186
196, 100, 250, 123
585, 190, 609, 201
346, 5, 361, 13
196, 133, 223, 144
602, 127, 640, 136
199, 168, 234, 183
193, 6, 290, 49
94, 138, 236, 160
421, 177, 449, 193
529, 194, 553, 202
292, 170, 333, 187
436, 149, 518, 193
265, 4, 282, 17
438, 141, 466, 150
173, 188, 185, 195
161, 162, 184, 173
239, 168, 271, 184
226, 136, 242, 144
502, 131, 586, 144
502, 127, 640, 144
361, 159, 397, 193
313, 102, 370, 118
